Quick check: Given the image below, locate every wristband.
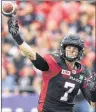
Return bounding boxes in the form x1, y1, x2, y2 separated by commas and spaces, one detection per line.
13, 33, 24, 45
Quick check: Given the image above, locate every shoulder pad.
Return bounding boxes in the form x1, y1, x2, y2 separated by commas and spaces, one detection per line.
51, 52, 61, 62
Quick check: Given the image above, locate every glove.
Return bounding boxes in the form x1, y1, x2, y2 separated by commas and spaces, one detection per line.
86, 72, 96, 91
8, 17, 19, 37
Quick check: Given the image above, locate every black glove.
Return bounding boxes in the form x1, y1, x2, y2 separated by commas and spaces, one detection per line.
8, 17, 19, 37
7, 17, 23, 45
86, 72, 96, 91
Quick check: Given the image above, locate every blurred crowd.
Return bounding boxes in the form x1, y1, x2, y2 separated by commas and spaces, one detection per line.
1, 0, 95, 104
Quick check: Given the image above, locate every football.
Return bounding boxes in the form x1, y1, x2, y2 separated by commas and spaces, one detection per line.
2, 1, 17, 17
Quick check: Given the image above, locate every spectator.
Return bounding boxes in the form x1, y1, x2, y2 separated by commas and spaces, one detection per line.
17, 65, 35, 93
2, 62, 17, 92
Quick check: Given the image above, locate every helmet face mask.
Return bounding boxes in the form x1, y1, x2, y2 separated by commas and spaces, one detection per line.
65, 45, 79, 60
60, 34, 84, 62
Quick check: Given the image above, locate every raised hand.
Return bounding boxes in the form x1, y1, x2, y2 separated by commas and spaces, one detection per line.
8, 17, 19, 37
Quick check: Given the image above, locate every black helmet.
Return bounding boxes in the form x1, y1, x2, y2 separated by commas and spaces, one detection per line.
60, 34, 84, 62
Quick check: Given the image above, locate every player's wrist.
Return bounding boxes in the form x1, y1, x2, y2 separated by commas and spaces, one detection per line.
13, 33, 24, 45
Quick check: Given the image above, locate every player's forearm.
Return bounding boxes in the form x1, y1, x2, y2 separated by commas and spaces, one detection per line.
81, 88, 91, 104
13, 33, 36, 60
19, 41, 36, 60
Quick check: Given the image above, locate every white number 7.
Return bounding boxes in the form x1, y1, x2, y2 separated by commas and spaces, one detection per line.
60, 82, 75, 101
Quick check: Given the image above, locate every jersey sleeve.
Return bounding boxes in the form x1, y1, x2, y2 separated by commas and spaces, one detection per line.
43, 54, 61, 75
32, 53, 49, 71
81, 67, 91, 89
32, 53, 61, 76
80, 86, 91, 104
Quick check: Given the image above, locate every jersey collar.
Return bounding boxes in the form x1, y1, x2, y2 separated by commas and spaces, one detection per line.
66, 61, 84, 74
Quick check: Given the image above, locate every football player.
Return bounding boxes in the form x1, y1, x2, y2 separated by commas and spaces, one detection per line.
7, 17, 96, 112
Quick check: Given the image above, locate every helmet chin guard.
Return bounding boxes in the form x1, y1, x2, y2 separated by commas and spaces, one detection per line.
64, 55, 78, 62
